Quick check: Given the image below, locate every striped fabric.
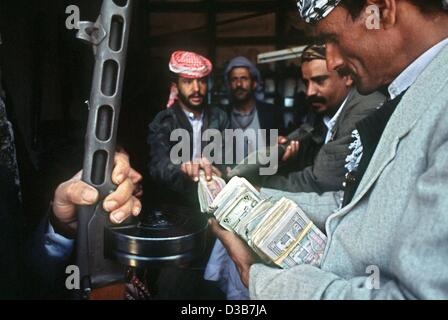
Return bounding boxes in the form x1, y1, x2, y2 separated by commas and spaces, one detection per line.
169, 51, 213, 79
296, 0, 342, 24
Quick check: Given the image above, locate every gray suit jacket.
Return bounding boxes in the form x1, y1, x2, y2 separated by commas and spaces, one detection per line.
260, 89, 385, 193
251, 45, 448, 300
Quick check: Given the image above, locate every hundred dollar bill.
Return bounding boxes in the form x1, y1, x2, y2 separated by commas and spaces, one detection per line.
219, 191, 261, 231
234, 199, 274, 242
210, 177, 260, 213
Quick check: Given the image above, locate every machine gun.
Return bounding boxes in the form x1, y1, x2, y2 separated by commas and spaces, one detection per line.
75, 0, 135, 299
76, 0, 208, 300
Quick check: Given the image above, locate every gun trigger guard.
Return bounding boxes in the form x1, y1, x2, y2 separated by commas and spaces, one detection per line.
76, 17, 107, 47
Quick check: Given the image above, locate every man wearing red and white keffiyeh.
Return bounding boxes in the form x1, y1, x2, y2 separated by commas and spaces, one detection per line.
148, 51, 229, 208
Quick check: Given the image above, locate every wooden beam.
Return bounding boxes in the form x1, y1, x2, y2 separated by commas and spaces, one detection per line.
148, 36, 286, 47
147, 1, 296, 13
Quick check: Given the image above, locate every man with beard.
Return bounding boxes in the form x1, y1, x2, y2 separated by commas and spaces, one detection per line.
148, 51, 229, 207
224, 56, 284, 161
145, 51, 229, 299
259, 44, 385, 194
211, 0, 448, 300
203, 45, 384, 300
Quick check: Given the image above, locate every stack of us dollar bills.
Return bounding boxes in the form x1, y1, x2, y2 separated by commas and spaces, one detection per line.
198, 174, 327, 269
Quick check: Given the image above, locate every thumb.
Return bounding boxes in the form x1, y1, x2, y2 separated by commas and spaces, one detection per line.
208, 218, 229, 240
278, 136, 288, 144
53, 180, 99, 221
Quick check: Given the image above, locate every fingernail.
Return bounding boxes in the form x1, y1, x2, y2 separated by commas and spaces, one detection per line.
116, 174, 124, 184
105, 201, 118, 211
194, 177, 199, 182
133, 207, 142, 216
112, 211, 126, 224
207, 176, 211, 180
82, 188, 98, 202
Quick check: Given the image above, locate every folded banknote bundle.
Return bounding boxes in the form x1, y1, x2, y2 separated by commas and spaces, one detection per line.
198, 174, 327, 269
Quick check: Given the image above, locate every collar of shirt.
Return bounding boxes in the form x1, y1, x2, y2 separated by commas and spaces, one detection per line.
232, 105, 256, 117
388, 37, 448, 100
182, 109, 204, 124
323, 93, 350, 144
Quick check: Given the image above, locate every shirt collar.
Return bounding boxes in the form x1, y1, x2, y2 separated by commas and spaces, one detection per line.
182, 108, 204, 122
388, 37, 448, 100
232, 105, 257, 117
323, 93, 350, 131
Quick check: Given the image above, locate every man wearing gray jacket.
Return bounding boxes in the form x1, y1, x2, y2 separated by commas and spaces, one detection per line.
211, 0, 448, 299
260, 44, 385, 194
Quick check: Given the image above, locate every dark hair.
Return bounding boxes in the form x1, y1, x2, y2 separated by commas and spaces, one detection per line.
169, 72, 180, 84
341, 0, 445, 19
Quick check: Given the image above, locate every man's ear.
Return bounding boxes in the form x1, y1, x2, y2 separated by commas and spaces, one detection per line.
366, 0, 397, 29
252, 80, 258, 91
345, 75, 354, 87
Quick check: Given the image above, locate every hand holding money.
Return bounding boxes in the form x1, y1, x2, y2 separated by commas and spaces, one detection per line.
201, 177, 327, 269
181, 157, 222, 182
198, 171, 226, 213
208, 218, 256, 288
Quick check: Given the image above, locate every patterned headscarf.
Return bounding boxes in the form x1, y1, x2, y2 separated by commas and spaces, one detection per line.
301, 44, 326, 62
298, 0, 448, 24
297, 0, 342, 24
167, 51, 213, 108
169, 51, 213, 79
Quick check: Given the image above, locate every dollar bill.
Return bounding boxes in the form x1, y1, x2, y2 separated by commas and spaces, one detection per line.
199, 178, 327, 269
219, 191, 261, 231
252, 198, 326, 268
198, 171, 227, 213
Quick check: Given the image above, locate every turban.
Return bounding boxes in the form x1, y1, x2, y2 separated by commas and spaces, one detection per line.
298, 1, 448, 24
169, 51, 213, 79
225, 56, 264, 101
301, 44, 326, 61
297, 0, 342, 24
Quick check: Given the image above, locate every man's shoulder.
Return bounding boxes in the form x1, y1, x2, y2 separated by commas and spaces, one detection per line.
348, 89, 386, 110
149, 107, 178, 130
207, 105, 230, 124
208, 105, 228, 117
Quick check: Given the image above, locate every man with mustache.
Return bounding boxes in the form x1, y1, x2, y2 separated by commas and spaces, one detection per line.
225, 56, 284, 161
211, 0, 448, 299
148, 51, 229, 207
259, 44, 385, 194
204, 45, 384, 300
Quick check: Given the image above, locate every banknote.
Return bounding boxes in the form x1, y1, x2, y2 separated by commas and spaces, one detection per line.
198, 178, 327, 269
198, 171, 227, 213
